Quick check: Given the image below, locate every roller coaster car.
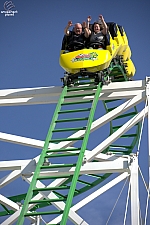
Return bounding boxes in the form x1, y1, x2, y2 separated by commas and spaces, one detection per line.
59, 22, 136, 86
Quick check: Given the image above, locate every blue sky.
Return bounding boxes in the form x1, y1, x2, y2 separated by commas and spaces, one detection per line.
0, 0, 150, 224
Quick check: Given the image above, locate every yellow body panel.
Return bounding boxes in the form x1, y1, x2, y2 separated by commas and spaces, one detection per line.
122, 46, 131, 61
122, 30, 128, 46
117, 27, 129, 55
125, 59, 136, 77
106, 33, 120, 57
60, 49, 113, 74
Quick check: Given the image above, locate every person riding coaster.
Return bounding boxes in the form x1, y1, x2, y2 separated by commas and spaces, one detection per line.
64, 21, 89, 52
60, 16, 136, 87
63, 15, 107, 52
85, 15, 108, 50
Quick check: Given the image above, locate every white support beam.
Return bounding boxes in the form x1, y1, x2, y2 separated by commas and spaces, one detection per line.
101, 80, 145, 92
0, 159, 30, 171
0, 194, 20, 211
0, 80, 145, 106
130, 155, 140, 225
1, 210, 22, 225
100, 90, 144, 100
0, 86, 62, 99
146, 76, 150, 179
0, 132, 45, 148
0, 80, 144, 99
0, 209, 36, 225
145, 76, 150, 225
36, 158, 129, 177
0, 170, 21, 188
86, 106, 148, 162
0, 90, 145, 106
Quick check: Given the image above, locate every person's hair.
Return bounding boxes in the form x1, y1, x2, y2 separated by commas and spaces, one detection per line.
92, 22, 103, 31
74, 23, 82, 28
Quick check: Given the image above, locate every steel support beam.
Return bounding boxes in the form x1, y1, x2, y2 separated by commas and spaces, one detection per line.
130, 155, 140, 225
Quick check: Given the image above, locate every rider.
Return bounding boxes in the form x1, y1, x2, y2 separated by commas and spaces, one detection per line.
64, 21, 89, 51
86, 15, 108, 49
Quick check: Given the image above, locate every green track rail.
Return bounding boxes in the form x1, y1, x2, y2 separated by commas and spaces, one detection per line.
0, 58, 141, 224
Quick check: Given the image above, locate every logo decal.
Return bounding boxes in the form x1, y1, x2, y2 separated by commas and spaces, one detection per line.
4, 1, 15, 10
72, 52, 98, 62
1, 1, 18, 17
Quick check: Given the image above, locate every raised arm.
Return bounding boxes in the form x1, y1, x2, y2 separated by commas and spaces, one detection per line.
82, 16, 92, 38
64, 20, 73, 36
99, 15, 107, 35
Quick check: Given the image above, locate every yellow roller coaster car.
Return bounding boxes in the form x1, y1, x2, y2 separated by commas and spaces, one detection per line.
60, 22, 135, 86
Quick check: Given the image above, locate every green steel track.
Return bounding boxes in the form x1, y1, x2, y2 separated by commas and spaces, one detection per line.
0, 57, 141, 224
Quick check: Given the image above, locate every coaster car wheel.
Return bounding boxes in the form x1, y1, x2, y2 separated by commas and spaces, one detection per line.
63, 76, 68, 86
63, 75, 74, 87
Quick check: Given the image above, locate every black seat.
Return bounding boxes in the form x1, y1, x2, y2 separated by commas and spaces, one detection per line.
106, 22, 118, 39
61, 35, 69, 50
118, 25, 124, 36
104, 32, 110, 46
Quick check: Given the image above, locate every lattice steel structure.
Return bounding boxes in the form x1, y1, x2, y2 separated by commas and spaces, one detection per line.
0, 78, 149, 225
